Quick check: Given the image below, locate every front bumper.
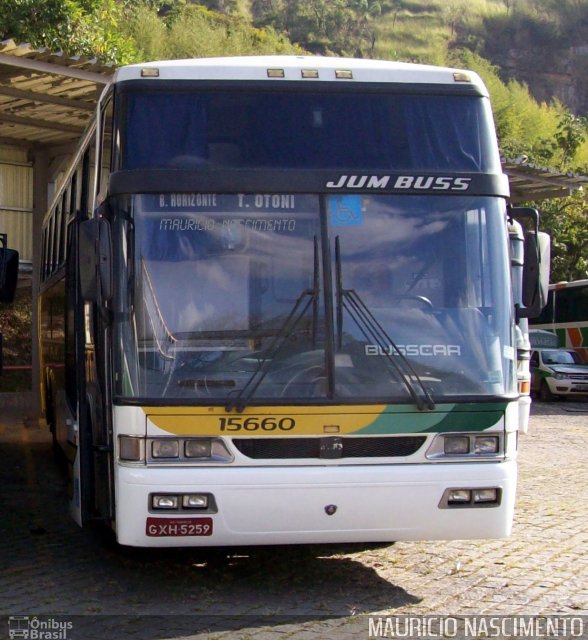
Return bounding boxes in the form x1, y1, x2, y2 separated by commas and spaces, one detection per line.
114, 460, 516, 547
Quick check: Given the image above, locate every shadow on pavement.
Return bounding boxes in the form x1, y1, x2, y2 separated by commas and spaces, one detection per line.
530, 398, 588, 416
0, 410, 419, 639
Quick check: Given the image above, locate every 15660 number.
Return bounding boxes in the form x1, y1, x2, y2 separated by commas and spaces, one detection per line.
218, 416, 296, 432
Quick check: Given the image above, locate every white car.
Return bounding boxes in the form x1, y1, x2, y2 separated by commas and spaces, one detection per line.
530, 348, 588, 401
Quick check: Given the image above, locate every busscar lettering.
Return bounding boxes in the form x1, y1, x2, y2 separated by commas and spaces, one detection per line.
365, 344, 462, 357
326, 175, 472, 191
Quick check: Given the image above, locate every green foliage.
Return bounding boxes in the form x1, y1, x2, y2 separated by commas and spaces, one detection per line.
0, 287, 32, 392
450, 50, 588, 174
0, 0, 585, 280
0, 0, 84, 50
536, 112, 588, 171
533, 191, 588, 282
121, 2, 303, 60
0, 0, 137, 63
195, 0, 240, 14
251, 0, 381, 56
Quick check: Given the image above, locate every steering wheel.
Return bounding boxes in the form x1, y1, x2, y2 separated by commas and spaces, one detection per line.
281, 366, 326, 397
394, 294, 434, 310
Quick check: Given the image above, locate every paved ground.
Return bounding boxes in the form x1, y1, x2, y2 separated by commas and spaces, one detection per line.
0, 397, 586, 639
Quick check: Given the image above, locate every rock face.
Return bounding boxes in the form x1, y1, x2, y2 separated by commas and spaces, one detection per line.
497, 45, 588, 116
473, 10, 588, 117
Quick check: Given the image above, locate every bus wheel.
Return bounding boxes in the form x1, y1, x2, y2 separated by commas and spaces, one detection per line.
539, 380, 555, 402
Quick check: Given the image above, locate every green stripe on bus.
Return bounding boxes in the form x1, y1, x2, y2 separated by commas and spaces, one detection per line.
357, 402, 508, 434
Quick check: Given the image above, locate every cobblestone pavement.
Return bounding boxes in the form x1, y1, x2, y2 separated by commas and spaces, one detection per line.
0, 398, 586, 639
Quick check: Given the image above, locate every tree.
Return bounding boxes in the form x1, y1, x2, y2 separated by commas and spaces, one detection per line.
535, 112, 588, 171
0, 0, 137, 63
443, 1, 470, 40
121, 2, 303, 60
533, 190, 588, 282
251, 0, 381, 56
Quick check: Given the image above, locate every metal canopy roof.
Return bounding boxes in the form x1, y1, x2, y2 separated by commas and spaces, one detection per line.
0, 40, 114, 149
0, 40, 586, 201
503, 157, 588, 203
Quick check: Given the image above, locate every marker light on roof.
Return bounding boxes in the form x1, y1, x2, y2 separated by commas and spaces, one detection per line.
335, 69, 353, 79
141, 68, 160, 78
453, 72, 471, 82
267, 68, 285, 78
301, 69, 319, 79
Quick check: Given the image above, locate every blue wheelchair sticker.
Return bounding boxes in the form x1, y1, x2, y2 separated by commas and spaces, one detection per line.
328, 195, 363, 226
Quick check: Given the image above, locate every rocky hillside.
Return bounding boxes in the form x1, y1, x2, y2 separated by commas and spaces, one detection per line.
455, 2, 588, 115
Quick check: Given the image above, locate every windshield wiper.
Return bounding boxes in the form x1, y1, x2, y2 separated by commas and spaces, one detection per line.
335, 237, 435, 411
225, 237, 320, 412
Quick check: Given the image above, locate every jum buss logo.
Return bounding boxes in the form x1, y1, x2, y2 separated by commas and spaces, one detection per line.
325, 175, 472, 191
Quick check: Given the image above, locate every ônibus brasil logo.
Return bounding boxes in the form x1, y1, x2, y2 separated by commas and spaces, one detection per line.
8, 616, 73, 640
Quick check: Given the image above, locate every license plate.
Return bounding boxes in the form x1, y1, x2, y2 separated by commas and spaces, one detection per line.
574, 385, 588, 392
146, 517, 213, 537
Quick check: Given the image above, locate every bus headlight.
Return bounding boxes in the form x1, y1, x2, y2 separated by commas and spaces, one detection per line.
447, 489, 471, 504
119, 436, 234, 464
183, 494, 209, 509
474, 435, 499, 454
426, 432, 503, 460
185, 439, 212, 458
149, 492, 217, 513
473, 488, 499, 503
152, 439, 180, 458
439, 487, 501, 508
152, 494, 180, 509
444, 436, 470, 454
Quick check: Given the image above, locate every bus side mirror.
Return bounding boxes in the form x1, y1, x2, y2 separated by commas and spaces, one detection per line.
510, 207, 550, 319
79, 218, 112, 303
0, 235, 19, 303
521, 231, 550, 318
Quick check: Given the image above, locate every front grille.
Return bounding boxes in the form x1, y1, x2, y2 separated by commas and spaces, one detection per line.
232, 436, 426, 460
569, 374, 588, 381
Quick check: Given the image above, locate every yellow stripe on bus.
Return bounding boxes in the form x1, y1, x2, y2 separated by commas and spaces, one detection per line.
141, 403, 483, 436
144, 405, 388, 436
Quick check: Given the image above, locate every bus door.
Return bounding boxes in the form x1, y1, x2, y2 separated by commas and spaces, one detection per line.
68, 218, 114, 526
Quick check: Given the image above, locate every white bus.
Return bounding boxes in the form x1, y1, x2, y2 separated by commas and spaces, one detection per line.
39, 56, 548, 547
530, 280, 588, 361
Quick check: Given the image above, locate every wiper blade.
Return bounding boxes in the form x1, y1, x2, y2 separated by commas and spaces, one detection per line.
225, 289, 316, 412
335, 237, 435, 411
225, 237, 320, 413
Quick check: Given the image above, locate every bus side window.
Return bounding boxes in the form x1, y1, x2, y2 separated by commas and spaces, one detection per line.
80, 148, 93, 219
64, 221, 78, 410
97, 95, 114, 204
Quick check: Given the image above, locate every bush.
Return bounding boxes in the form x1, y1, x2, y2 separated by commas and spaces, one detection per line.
0, 286, 32, 392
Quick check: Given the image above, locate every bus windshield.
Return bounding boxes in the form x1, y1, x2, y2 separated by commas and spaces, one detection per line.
116, 88, 500, 173
111, 193, 514, 404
